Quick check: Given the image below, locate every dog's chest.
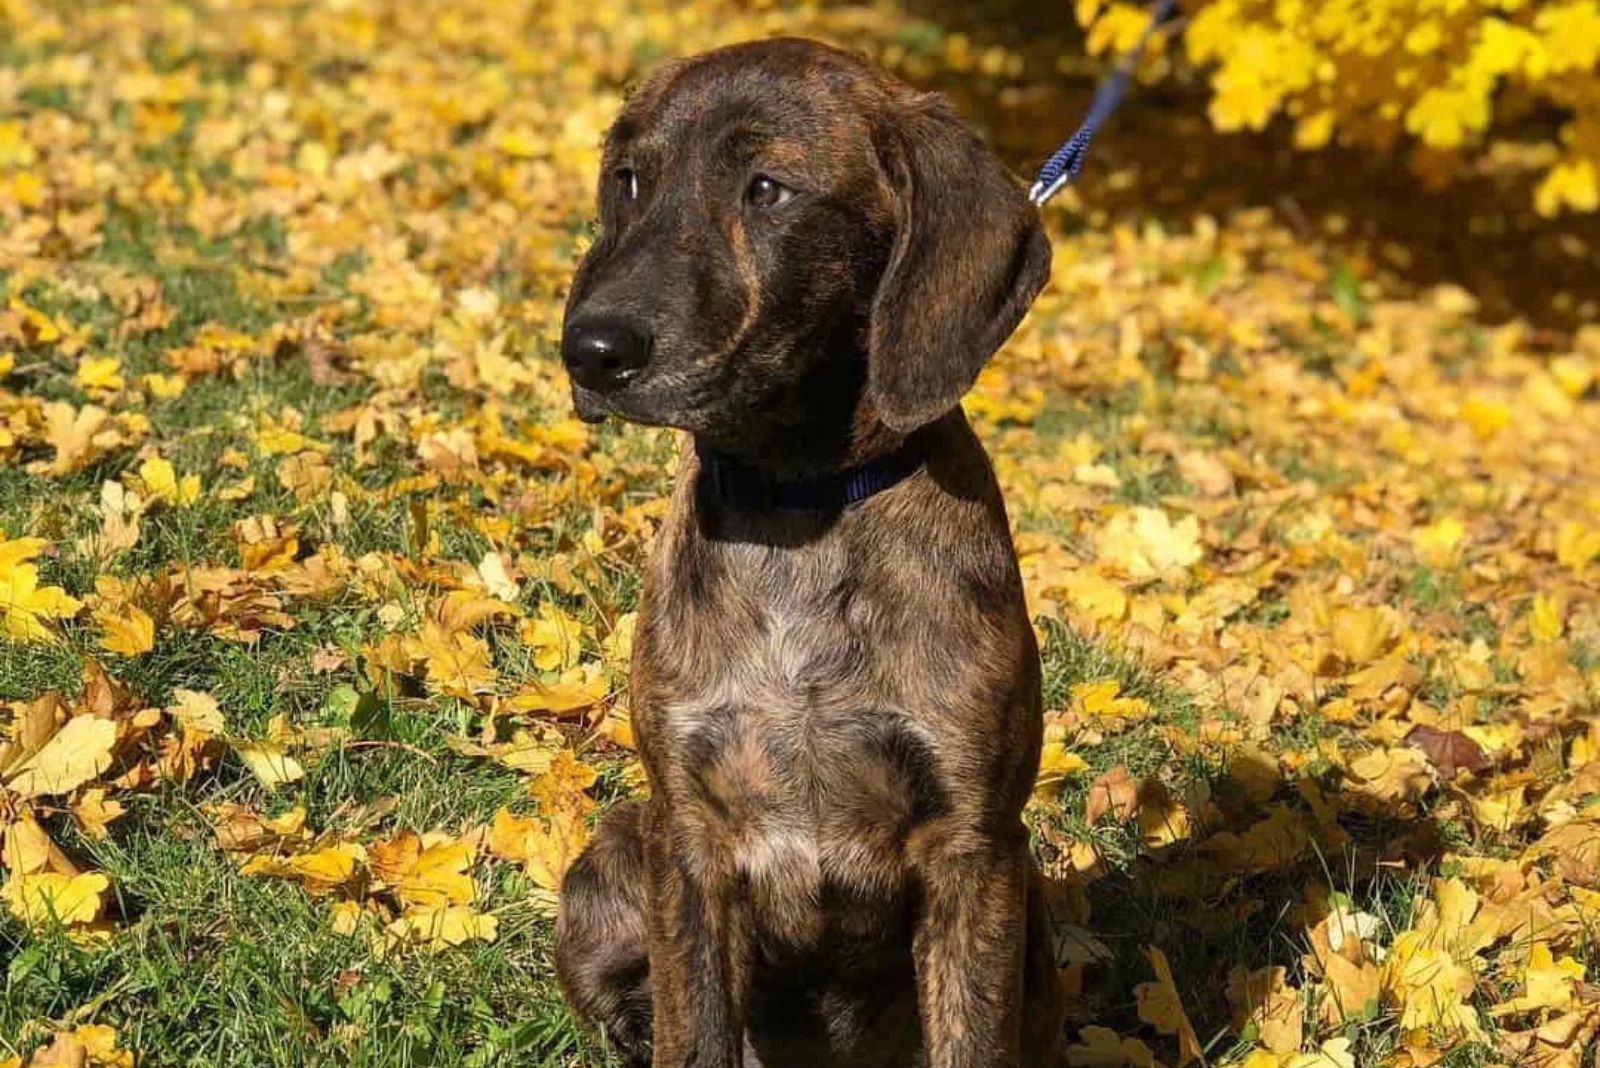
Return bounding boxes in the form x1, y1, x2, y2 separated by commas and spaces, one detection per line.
647, 544, 945, 945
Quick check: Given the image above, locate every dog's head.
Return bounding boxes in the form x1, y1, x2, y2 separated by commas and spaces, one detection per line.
561, 37, 1050, 462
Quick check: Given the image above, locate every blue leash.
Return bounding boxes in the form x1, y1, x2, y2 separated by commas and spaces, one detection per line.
1028, 0, 1179, 206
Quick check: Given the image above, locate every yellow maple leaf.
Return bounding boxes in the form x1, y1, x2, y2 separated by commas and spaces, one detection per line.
0, 537, 83, 643
1413, 516, 1466, 569
0, 535, 47, 573
1063, 1025, 1159, 1066
254, 423, 326, 456
235, 514, 299, 572
1050, 569, 1129, 625
136, 455, 200, 506
275, 451, 332, 502
529, 748, 600, 816
2, 870, 110, 928
95, 603, 155, 656
1137, 790, 1191, 849
72, 787, 126, 841
467, 728, 563, 775
1095, 507, 1204, 580
434, 588, 520, 632
4, 715, 116, 798
1535, 159, 1600, 217
519, 601, 586, 672
74, 355, 125, 394
369, 832, 477, 911
93, 480, 143, 555
1554, 520, 1600, 572
1034, 737, 1090, 797
141, 371, 186, 399
1227, 745, 1281, 803
2, 813, 56, 875
209, 802, 308, 853
504, 663, 609, 716
22, 1023, 135, 1068
217, 475, 256, 502
169, 689, 226, 735
1282, 1037, 1356, 1068
1491, 941, 1584, 1016
380, 903, 498, 954
1136, 945, 1203, 1065
1236, 805, 1310, 871
1468, 783, 1526, 833
1459, 395, 1510, 439
39, 401, 112, 476
1072, 678, 1152, 722
1329, 605, 1401, 666
1317, 951, 1381, 1027
1227, 1051, 1283, 1068
1405, 84, 1489, 149
1342, 746, 1435, 816
241, 842, 364, 895
411, 621, 497, 698
486, 807, 543, 864
603, 611, 637, 667
487, 804, 588, 898
329, 899, 366, 937
233, 740, 305, 789
1382, 934, 1482, 1037
1227, 966, 1303, 1054
1529, 593, 1565, 643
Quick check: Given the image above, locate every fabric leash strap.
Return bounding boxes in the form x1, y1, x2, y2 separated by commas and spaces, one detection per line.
696, 437, 924, 511
1029, 0, 1178, 206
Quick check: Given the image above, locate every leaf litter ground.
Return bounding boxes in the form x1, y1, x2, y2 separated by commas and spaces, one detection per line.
1, 2, 1598, 1066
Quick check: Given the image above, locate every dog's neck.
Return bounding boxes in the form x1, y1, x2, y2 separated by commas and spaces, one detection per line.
690, 415, 903, 478
693, 427, 925, 513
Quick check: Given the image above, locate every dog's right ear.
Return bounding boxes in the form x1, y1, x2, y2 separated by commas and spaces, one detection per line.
866, 93, 1052, 434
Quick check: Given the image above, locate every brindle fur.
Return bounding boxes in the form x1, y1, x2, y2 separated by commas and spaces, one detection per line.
554, 37, 1059, 1068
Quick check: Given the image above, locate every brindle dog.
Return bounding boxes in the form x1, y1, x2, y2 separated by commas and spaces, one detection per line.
554, 37, 1059, 1068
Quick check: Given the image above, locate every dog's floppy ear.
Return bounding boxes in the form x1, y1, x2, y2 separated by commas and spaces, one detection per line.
867, 94, 1052, 433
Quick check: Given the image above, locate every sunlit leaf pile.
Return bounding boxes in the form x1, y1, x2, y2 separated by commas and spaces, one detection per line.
1, 0, 1597, 1065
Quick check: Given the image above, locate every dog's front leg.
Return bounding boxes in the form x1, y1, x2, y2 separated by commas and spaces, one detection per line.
911, 824, 1030, 1068
644, 808, 749, 1068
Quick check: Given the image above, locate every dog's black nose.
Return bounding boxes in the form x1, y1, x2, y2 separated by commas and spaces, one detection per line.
562, 315, 652, 393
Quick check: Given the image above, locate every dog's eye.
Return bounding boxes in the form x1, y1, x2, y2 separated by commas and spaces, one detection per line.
745, 174, 794, 210
614, 167, 639, 201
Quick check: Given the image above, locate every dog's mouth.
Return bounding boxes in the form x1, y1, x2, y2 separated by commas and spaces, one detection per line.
569, 380, 683, 430
571, 386, 612, 425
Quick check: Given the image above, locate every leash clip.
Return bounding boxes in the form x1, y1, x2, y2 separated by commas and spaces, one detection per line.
1029, 0, 1177, 206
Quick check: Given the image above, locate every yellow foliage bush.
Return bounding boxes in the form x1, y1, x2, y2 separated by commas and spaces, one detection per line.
1078, 0, 1600, 215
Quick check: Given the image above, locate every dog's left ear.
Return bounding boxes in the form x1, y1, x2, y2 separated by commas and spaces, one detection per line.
867, 94, 1052, 433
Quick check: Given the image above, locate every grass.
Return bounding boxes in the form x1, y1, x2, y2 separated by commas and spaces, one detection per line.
5, 820, 586, 1067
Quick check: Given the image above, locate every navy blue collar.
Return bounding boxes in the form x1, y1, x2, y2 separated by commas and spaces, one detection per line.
695, 437, 924, 511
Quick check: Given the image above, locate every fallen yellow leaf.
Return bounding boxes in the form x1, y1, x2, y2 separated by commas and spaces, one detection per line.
233, 740, 305, 789
4, 715, 117, 798
380, 904, 498, 953
1135, 945, 1203, 1065
96, 604, 155, 656
2, 870, 110, 928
